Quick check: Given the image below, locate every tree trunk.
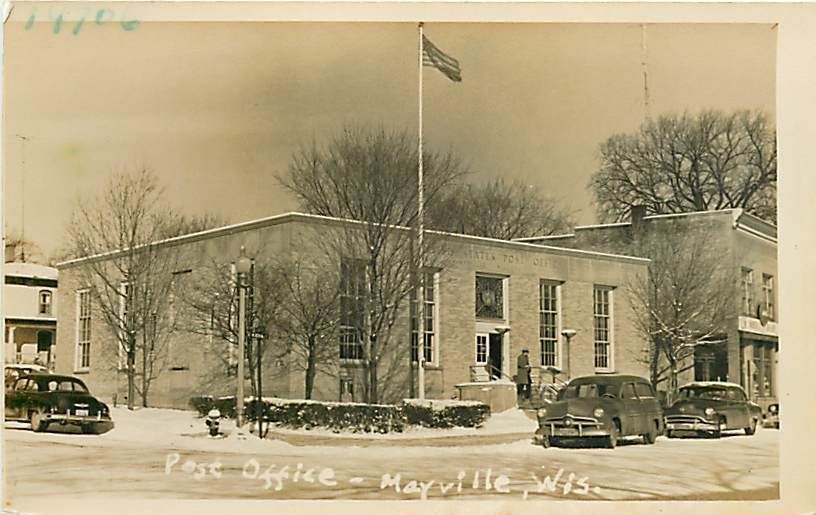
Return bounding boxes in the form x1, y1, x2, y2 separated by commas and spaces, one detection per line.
368, 355, 378, 404
126, 345, 136, 411
141, 340, 148, 407
305, 337, 316, 400
666, 352, 678, 407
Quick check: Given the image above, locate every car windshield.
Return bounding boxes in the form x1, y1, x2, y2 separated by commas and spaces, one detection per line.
679, 387, 727, 400
560, 382, 620, 399
46, 379, 88, 393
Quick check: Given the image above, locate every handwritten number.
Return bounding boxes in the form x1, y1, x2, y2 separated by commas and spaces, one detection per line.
73, 18, 85, 36
120, 20, 140, 31
95, 9, 112, 25
53, 14, 63, 35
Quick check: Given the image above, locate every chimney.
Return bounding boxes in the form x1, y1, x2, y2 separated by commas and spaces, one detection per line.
630, 205, 647, 235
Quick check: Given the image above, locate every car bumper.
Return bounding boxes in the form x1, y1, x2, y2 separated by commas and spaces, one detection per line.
665, 419, 720, 432
535, 425, 611, 440
43, 413, 114, 427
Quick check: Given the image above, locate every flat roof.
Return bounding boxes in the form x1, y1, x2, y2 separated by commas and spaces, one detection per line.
517, 208, 777, 244
57, 211, 650, 268
3, 262, 58, 280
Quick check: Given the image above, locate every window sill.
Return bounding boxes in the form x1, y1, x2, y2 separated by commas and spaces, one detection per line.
73, 369, 90, 375
594, 369, 616, 375
412, 362, 442, 370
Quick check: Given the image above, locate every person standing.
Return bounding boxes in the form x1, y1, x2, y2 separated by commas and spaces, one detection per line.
516, 349, 531, 399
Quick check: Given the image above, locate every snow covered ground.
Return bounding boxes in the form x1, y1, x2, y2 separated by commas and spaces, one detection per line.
4, 406, 779, 507
4, 405, 537, 455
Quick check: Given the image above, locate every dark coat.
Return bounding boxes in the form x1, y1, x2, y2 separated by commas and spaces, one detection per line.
516, 353, 531, 385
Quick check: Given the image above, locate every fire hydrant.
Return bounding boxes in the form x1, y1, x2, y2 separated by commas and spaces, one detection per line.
206, 408, 221, 437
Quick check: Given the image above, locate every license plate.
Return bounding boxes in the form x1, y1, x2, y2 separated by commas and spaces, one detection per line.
558, 427, 579, 436
75, 409, 89, 417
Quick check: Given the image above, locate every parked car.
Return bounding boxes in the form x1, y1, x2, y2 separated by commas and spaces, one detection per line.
763, 403, 779, 429
533, 374, 664, 449
4, 373, 114, 434
4, 364, 49, 390
664, 382, 761, 438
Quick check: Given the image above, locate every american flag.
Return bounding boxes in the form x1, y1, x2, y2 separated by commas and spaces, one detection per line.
422, 35, 462, 82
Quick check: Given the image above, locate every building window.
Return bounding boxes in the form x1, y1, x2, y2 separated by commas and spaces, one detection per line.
475, 275, 505, 320
411, 271, 437, 364
76, 289, 92, 370
38, 290, 52, 315
741, 268, 754, 316
340, 378, 354, 402
539, 281, 560, 367
475, 334, 488, 365
752, 343, 774, 398
762, 274, 775, 320
593, 286, 614, 371
339, 259, 365, 360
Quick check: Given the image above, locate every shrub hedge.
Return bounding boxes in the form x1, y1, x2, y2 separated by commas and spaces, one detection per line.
189, 396, 490, 433
401, 399, 491, 429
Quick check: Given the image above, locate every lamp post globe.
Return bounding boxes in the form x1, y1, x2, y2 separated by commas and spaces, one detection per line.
237, 248, 252, 275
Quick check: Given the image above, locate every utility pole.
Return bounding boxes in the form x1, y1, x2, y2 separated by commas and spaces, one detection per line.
15, 134, 30, 262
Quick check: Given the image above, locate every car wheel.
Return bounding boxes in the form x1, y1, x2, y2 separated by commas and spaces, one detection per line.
643, 421, 658, 444
666, 429, 675, 439
540, 435, 551, 448
30, 411, 47, 433
606, 421, 619, 449
744, 418, 757, 436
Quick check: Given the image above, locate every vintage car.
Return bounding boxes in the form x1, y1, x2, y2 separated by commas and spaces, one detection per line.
4, 373, 114, 434
664, 382, 761, 438
533, 374, 664, 449
4, 364, 49, 390
763, 403, 780, 429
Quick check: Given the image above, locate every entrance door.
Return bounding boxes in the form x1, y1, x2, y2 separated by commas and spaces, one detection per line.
488, 333, 503, 380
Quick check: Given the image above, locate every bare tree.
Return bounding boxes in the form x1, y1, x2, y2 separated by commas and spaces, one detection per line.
591, 110, 777, 223
160, 213, 231, 239
627, 224, 735, 405
270, 259, 341, 399
3, 232, 44, 264
279, 126, 464, 403
429, 178, 574, 240
65, 169, 183, 408
178, 255, 287, 398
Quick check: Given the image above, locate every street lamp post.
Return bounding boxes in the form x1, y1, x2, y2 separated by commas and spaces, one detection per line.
235, 247, 252, 428
561, 329, 577, 380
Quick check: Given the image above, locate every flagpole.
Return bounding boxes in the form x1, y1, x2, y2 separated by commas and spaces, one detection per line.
640, 23, 651, 121
417, 22, 426, 400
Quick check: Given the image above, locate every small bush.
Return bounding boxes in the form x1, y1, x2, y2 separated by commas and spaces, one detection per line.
189, 395, 237, 418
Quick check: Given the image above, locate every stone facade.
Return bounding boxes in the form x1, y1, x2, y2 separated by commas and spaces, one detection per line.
55, 213, 650, 409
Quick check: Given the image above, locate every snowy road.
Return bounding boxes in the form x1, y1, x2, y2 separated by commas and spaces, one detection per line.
3, 408, 779, 508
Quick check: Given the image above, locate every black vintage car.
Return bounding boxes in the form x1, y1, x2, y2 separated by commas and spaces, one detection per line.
533, 374, 664, 449
4, 373, 114, 434
664, 382, 761, 438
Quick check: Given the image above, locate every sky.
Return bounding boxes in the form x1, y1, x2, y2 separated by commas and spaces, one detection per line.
3, 22, 776, 260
